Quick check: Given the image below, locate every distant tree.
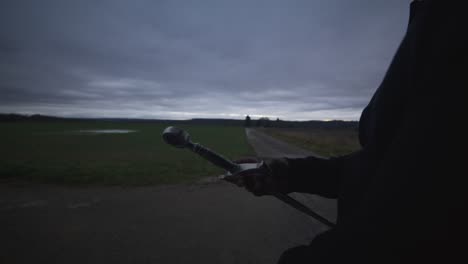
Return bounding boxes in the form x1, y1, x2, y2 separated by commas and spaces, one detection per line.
274, 117, 281, 128
255, 117, 270, 127
244, 115, 251, 127
255, 118, 262, 127
263, 117, 271, 127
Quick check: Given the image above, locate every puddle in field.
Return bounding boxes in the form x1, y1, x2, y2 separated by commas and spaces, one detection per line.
77, 129, 137, 134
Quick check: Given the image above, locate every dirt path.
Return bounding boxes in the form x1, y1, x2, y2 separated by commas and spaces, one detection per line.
245, 128, 315, 158
0, 129, 336, 264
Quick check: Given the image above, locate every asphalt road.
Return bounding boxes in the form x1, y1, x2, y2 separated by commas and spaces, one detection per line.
1, 129, 336, 264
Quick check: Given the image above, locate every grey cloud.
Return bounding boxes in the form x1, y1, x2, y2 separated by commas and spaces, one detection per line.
0, 0, 409, 120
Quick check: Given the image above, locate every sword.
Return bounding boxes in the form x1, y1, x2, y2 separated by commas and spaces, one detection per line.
162, 126, 335, 228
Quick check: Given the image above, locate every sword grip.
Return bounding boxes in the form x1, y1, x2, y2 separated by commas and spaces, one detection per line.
188, 142, 240, 173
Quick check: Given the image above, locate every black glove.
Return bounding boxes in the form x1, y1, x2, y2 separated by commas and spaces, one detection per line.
224, 157, 291, 196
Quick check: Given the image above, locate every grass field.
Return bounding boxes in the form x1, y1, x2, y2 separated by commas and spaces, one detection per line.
0, 121, 254, 185
261, 127, 361, 157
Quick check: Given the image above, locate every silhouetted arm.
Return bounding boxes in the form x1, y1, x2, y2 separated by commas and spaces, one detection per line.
282, 155, 347, 198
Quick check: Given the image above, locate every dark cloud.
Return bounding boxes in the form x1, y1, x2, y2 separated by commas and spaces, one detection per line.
0, 0, 408, 120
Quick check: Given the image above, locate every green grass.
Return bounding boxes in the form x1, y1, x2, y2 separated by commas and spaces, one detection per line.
0, 121, 253, 185
261, 127, 361, 157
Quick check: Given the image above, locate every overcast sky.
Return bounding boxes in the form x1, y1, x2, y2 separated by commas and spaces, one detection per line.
0, 0, 409, 120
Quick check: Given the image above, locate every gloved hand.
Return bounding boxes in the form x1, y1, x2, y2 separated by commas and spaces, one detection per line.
223, 157, 291, 196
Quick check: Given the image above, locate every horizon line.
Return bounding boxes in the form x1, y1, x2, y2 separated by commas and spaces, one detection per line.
0, 112, 359, 122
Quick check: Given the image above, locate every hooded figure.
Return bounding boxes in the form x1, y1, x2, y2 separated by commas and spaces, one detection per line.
229, 1, 467, 263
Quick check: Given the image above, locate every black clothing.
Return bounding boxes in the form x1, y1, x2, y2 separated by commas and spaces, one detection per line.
280, 1, 467, 263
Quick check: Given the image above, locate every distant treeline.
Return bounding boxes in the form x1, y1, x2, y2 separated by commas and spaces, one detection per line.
242, 116, 358, 129
0, 113, 358, 129
0, 114, 68, 122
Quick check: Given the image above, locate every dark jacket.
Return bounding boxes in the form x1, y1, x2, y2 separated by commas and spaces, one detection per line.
280, 1, 467, 263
